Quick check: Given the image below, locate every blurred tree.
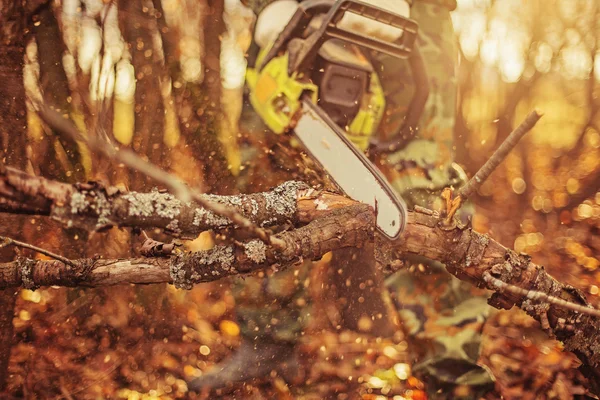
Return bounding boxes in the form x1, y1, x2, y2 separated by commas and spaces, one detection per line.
0, 0, 31, 390
155, 0, 235, 194
118, 0, 167, 189
33, 3, 86, 183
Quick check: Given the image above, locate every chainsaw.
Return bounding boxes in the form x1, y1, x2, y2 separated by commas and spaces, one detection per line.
245, 0, 429, 240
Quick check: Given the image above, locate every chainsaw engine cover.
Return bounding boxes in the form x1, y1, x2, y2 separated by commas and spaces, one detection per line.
312, 40, 372, 128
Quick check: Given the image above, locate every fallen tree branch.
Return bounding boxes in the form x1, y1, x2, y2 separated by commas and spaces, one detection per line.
401, 208, 600, 388
0, 166, 357, 236
0, 204, 373, 289
0, 166, 311, 237
2, 171, 600, 386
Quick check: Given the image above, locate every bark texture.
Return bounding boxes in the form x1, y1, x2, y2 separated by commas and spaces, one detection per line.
0, 166, 307, 237
402, 209, 600, 389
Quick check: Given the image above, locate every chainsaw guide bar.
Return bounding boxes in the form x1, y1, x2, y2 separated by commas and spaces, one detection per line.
293, 97, 408, 239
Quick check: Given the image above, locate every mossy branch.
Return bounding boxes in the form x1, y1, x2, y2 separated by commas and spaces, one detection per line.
0, 166, 309, 238
0, 204, 373, 289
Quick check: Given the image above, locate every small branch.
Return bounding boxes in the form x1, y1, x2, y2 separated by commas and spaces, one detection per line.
458, 109, 543, 200
29, 101, 286, 249
483, 270, 600, 318
0, 204, 374, 289
0, 167, 313, 238
402, 207, 600, 382
441, 187, 462, 224
139, 236, 180, 258
0, 235, 75, 267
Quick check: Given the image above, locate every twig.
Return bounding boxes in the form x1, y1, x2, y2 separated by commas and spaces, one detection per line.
458, 109, 543, 200
140, 236, 180, 257
29, 101, 286, 250
59, 376, 75, 400
483, 271, 600, 318
0, 235, 76, 267
441, 187, 462, 225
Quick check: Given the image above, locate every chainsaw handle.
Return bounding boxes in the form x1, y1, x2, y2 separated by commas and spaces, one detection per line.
327, 0, 418, 58
369, 45, 430, 155
256, 0, 334, 71
258, 0, 418, 73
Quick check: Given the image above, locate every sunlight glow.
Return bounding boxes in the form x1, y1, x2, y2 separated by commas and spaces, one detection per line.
103, 3, 125, 62
560, 45, 593, 80
499, 53, 525, 83
480, 37, 498, 66
97, 53, 116, 101
82, 0, 104, 16
24, 41, 42, 104
61, 0, 81, 56
221, 0, 254, 89
459, 13, 486, 59
180, 35, 204, 83
114, 60, 136, 101
221, 35, 247, 89
534, 42, 553, 73
393, 363, 411, 380
78, 18, 102, 74
182, 57, 203, 83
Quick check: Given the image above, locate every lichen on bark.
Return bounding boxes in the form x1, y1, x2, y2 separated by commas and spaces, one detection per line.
170, 245, 235, 289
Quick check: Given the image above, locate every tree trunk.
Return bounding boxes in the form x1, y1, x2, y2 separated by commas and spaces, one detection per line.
119, 0, 167, 191
0, 0, 36, 390
328, 243, 401, 338
163, 0, 235, 194
33, 3, 85, 183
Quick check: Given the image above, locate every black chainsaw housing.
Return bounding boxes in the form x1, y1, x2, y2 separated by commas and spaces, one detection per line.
311, 40, 371, 127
